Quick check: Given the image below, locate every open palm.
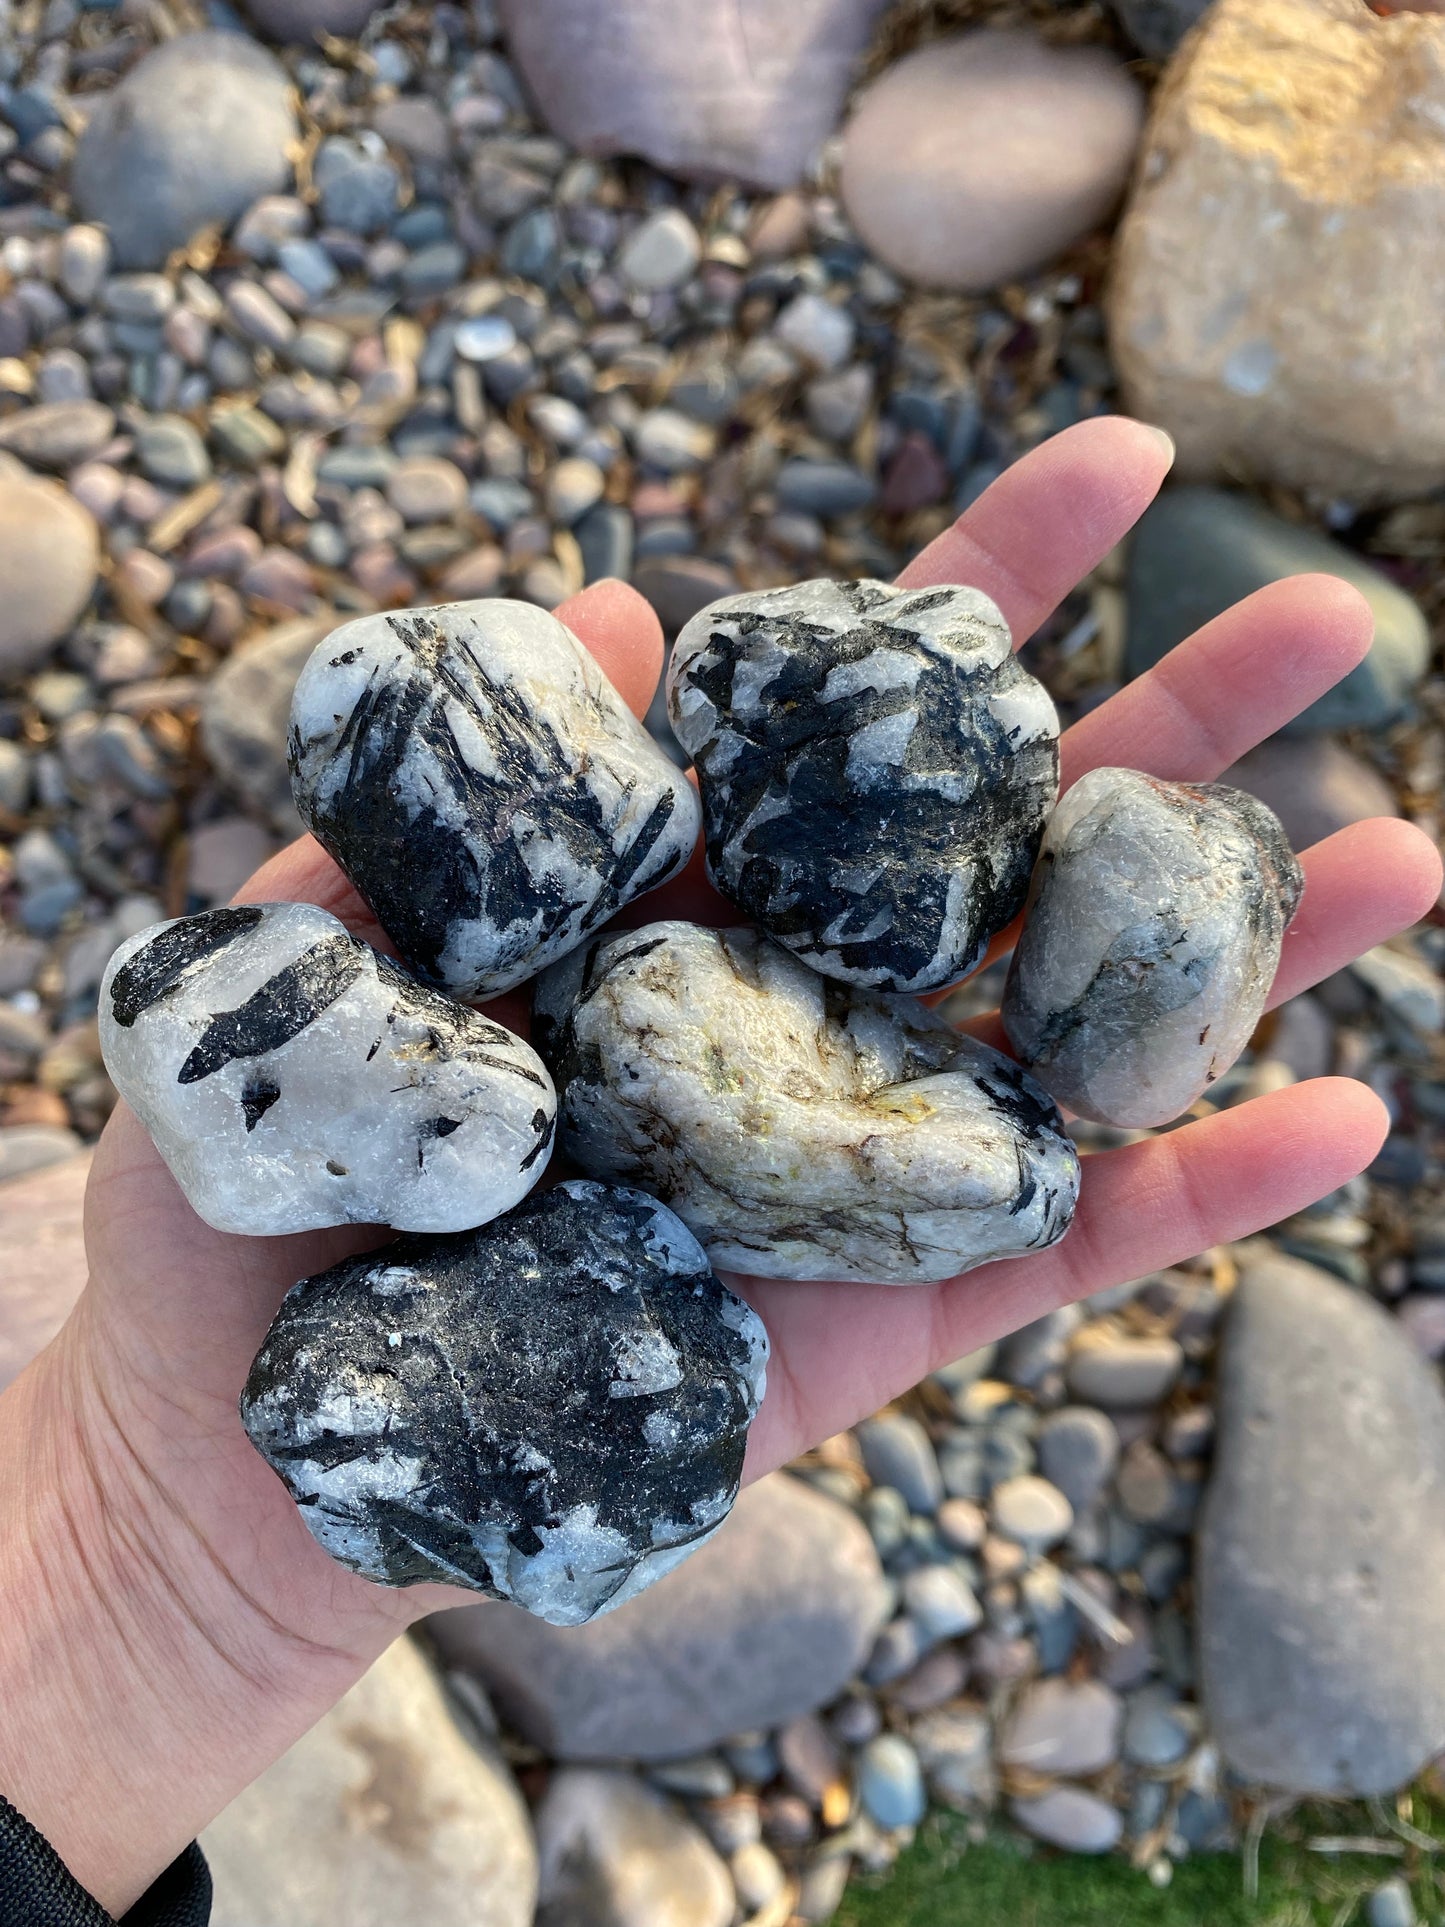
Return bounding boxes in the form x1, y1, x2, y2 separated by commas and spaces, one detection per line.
45, 416, 1442, 1906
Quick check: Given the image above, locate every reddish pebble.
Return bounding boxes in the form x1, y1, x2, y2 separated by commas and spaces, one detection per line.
202, 585, 245, 648
438, 544, 505, 598
349, 541, 417, 605
116, 548, 174, 607
880, 430, 950, 514
239, 545, 317, 611
182, 525, 263, 581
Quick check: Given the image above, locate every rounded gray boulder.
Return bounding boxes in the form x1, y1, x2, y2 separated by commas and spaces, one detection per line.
1198, 1256, 1445, 1794
72, 34, 298, 270
425, 1472, 890, 1760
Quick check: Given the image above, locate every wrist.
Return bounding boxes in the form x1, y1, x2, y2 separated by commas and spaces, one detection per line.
0, 1298, 400, 1916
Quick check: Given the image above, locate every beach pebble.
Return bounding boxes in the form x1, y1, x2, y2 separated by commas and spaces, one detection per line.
58, 225, 109, 307
840, 33, 1143, 290
856, 1415, 944, 1516
0, 401, 115, 471
136, 415, 211, 489
991, 1475, 1073, 1551
668, 578, 1058, 994
240, 0, 378, 41
1111, 0, 1209, 56
901, 1563, 983, 1643
1011, 1787, 1124, 1855
858, 1735, 926, 1829
1003, 768, 1303, 1128
0, 474, 98, 679
202, 618, 325, 836
71, 34, 297, 270
1000, 1677, 1123, 1776
618, 209, 702, 291
1219, 738, 1397, 856
1036, 1405, 1120, 1515
241, 1181, 767, 1620
537, 921, 1079, 1284
1066, 1334, 1183, 1409
99, 902, 556, 1237
290, 602, 698, 1000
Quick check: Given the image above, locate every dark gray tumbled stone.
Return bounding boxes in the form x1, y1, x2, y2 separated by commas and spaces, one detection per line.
1125, 488, 1429, 737
666, 578, 1059, 995
1002, 767, 1303, 1129
289, 600, 700, 1000
241, 1180, 769, 1625
536, 921, 1079, 1284
1199, 1256, 1445, 1794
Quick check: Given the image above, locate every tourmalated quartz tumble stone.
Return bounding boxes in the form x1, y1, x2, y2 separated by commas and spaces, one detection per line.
1001, 767, 1305, 1129
288, 599, 701, 1000
99, 902, 555, 1235
240, 1180, 770, 1624
535, 921, 1079, 1284
666, 578, 1059, 994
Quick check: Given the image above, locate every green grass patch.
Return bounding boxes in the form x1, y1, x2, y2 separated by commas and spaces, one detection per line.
835, 1795, 1445, 1927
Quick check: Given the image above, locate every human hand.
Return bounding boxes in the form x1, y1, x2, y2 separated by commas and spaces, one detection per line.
3, 416, 1438, 1913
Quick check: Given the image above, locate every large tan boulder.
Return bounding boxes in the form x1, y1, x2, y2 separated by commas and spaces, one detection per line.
204, 1637, 537, 1927
1109, 0, 1445, 504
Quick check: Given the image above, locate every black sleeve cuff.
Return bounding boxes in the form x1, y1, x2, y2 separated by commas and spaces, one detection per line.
0, 1795, 211, 1927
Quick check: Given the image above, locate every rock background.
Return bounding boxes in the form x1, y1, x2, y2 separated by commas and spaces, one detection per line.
0, 0, 1443, 1920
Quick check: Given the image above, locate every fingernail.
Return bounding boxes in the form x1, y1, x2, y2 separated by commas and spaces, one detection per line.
1144, 423, 1176, 465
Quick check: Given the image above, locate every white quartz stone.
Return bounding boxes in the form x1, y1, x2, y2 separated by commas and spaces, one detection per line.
100, 902, 555, 1235
288, 600, 700, 999
1001, 768, 1304, 1128
536, 921, 1079, 1284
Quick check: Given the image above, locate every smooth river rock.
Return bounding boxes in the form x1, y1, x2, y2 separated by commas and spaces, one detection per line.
499, 0, 888, 191
427, 1472, 889, 1761
290, 600, 700, 999
204, 1636, 537, 1927
1003, 768, 1303, 1128
1218, 738, 1399, 855
240, 0, 378, 41
0, 475, 99, 679
1125, 488, 1429, 736
534, 1770, 733, 1927
201, 615, 332, 837
71, 34, 299, 271
537, 921, 1079, 1284
1198, 1256, 1445, 1793
1111, 0, 1210, 56
840, 33, 1144, 291
667, 577, 1059, 994
1110, 0, 1445, 503
241, 1181, 769, 1623
99, 902, 555, 1236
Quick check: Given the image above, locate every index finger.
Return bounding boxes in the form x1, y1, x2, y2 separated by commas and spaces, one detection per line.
897, 415, 1175, 641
